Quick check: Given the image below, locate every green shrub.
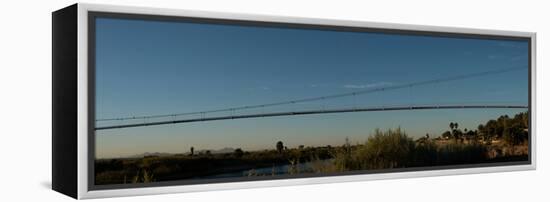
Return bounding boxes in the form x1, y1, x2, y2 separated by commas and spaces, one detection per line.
341, 128, 415, 170
331, 128, 489, 171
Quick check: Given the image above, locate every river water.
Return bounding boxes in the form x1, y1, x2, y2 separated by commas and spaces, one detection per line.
205, 159, 334, 178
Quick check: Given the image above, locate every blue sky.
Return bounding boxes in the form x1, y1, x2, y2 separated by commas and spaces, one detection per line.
94, 17, 529, 158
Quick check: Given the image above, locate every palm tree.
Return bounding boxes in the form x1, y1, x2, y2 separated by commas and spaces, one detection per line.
276, 141, 284, 154
449, 122, 459, 141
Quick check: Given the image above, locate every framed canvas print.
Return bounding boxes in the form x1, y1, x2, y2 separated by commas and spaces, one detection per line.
52, 3, 536, 199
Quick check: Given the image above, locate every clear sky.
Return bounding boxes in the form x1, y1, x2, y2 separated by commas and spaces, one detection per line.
94, 17, 529, 159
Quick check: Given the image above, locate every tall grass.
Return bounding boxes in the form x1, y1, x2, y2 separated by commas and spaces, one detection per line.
132, 169, 155, 183
331, 128, 490, 171
355, 128, 415, 169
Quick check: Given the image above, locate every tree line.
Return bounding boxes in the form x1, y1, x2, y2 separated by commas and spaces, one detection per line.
440, 112, 528, 146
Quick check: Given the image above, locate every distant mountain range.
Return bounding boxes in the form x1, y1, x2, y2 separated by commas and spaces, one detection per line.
196, 147, 236, 154
127, 147, 237, 158
127, 152, 173, 158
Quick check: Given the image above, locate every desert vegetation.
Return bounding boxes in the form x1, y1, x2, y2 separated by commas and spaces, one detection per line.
95, 112, 529, 185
